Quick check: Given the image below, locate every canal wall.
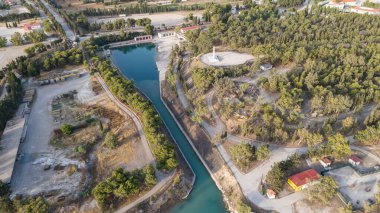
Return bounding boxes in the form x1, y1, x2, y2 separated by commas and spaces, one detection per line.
155, 42, 234, 210
106, 48, 196, 201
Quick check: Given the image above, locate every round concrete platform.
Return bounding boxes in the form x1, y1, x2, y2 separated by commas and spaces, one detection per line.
200, 51, 254, 67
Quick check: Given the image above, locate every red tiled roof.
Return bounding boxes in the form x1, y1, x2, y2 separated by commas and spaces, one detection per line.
321, 157, 331, 164
350, 155, 362, 162
352, 6, 380, 12
267, 189, 276, 196
288, 169, 319, 187
181, 25, 200, 31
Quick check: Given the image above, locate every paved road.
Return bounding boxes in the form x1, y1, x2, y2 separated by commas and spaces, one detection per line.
40, 0, 76, 40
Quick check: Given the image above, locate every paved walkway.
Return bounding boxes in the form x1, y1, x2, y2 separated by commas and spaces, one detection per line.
174, 60, 190, 109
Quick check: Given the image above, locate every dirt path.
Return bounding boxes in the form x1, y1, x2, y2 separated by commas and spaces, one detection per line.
113, 171, 175, 213
95, 74, 155, 166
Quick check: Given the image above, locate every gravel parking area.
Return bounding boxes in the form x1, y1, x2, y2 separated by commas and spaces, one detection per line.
11, 73, 92, 198
327, 166, 380, 208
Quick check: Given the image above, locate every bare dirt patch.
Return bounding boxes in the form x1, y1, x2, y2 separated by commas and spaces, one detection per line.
294, 197, 343, 213
11, 73, 152, 210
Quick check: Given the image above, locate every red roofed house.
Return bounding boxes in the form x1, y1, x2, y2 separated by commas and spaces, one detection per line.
22, 22, 42, 33
350, 6, 380, 14
266, 189, 276, 199
319, 157, 332, 168
349, 155, 362, 166
331, 0, 358, 5
326, 0, 358, 10
180, 25, 200, 34
288, 169, 320, 191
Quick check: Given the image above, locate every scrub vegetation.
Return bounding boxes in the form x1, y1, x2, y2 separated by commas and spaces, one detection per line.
184, 3, 380, 146
91, 57, 178, 171
92, 165, 156, 209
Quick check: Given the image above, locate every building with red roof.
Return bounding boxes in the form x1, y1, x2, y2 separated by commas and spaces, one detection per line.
350, 6, 380, 14
319, 157, 332, 168
22, 22, 42, 33
288, 169, 320, 191
349, 155, 362, 166
266, 189, 276, 199
180, 25, 200, 34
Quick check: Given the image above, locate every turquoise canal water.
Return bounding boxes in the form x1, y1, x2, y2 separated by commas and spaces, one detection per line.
110, 43, 227, 213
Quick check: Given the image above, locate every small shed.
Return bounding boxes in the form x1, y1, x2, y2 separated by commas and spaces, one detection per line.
349, 155, 362, 166
319, 157, 332, 168
266, 189, 276, 199
260, 63, 273, 71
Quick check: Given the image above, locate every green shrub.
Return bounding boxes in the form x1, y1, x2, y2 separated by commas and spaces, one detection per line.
60, 124, 73, 135
103, 132, 117, 149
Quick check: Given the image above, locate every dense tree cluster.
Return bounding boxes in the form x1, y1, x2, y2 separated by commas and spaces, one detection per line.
0, 181, 49, 213
0, 47, 82, 77
86, 17, 152, 32
355, 122, 380, 145
0, 37, 7, 47
0, 1, 40, 22
277, 0, 305, 7
185, 3, 379, 143
265, 153, 301, 193
230, 143, 255, 170
0, 73, 22, 132
24, 43, 48, 57
198, 4, 379, 111
92, 165, 156, 209
230, 143, 271, 170
242, 104, 289, 142
23, 30, 47, 43
91, 58, 178, 171
82, 2, 205, 16
362, 0, 380, 8
307, 176, 338, 205
308, 133, 351, 160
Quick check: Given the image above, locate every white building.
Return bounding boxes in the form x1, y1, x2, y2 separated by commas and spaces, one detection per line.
158, 31, 176, 39
319, 157, 332, 168
349, 155, 362, 166
260, 63, 273, 71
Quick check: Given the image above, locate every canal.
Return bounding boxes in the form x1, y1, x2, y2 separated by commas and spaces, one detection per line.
110, 43, 227, 213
